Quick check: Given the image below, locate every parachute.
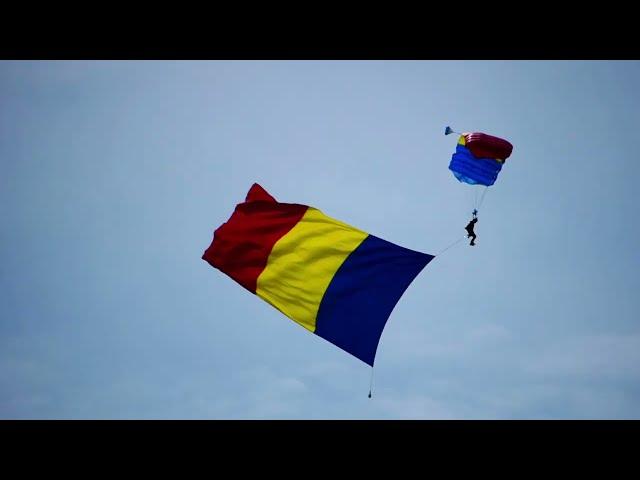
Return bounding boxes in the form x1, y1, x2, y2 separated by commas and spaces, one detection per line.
444, 126, 514, 239
445, 126, 513, 187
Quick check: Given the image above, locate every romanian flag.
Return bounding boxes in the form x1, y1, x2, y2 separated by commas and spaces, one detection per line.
202, 184, 434, 366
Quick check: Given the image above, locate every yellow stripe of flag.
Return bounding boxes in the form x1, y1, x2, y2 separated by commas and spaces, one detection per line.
256, 207, 368, 332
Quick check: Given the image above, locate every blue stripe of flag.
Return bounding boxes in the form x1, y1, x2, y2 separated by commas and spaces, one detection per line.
314, 235, 434, 366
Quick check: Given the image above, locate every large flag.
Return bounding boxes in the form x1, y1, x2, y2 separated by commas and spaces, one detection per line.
202, 183, 434, 366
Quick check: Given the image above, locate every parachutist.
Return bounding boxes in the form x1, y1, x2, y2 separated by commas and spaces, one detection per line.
465, 217, 478, 246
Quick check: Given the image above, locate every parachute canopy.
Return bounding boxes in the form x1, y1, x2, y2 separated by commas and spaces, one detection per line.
447, 130, 513, 187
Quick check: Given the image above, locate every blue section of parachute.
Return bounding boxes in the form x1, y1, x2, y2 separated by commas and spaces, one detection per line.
448, 144, 503, 187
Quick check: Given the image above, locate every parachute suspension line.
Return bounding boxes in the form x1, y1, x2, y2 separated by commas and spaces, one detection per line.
472, 185, 487, 214
368, 366, 375, 399
473, 187, 480, 212
476, 186, 489, 212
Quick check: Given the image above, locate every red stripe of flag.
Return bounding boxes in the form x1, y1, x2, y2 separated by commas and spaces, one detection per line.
202, 184, 308, 293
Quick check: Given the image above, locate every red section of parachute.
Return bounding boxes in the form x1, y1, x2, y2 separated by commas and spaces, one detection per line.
202, 184, 308, 293
464, 132, 513, 160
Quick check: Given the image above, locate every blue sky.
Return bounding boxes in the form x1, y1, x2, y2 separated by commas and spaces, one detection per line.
1, 60, 639, 419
